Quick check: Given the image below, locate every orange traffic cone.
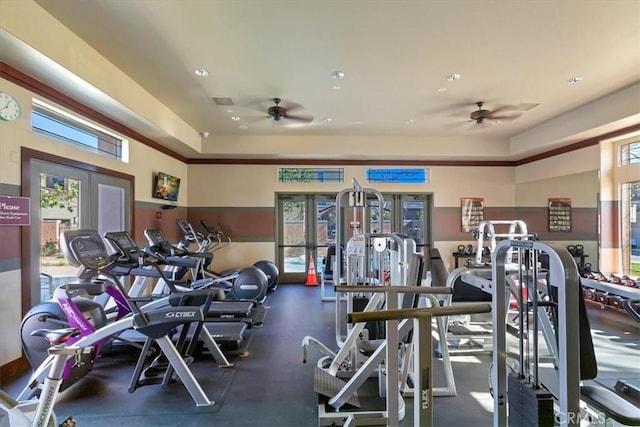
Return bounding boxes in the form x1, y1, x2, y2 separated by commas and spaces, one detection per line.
305, 256, 319, 286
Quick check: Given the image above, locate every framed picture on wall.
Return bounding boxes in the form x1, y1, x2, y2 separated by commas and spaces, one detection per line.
461, 197, 484, 232
548, 198, 571, 232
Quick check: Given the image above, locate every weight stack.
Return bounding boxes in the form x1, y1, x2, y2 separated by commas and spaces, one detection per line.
508, 373, 555, 427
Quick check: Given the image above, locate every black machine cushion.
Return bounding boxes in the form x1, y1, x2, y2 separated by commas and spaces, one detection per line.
546, 275, 598, 381
581, 385, 640, 426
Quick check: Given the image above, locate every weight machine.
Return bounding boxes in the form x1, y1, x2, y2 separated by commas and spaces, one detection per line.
303, 179, 459, 426
492, 240, 640, 427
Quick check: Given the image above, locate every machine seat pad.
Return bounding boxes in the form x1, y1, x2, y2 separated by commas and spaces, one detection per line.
581, 384, 640, 426
357, 339, 384, 357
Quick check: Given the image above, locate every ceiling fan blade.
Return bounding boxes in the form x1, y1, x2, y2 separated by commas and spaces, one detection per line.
488, 104, 519, 115
486, 113, 521, 121
284, 114, 313, 123
281, 100, 306, 113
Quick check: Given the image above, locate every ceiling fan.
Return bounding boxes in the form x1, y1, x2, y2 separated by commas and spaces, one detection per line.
469, 101, 520, 124
266, 98, 313, 124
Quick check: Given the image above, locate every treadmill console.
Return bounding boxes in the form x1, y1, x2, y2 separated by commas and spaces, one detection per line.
176, 219, 196, 240
200, 219, 215, 234
145, 229, 169, 245
104, 231, 141, 261
66, 232, 109, 271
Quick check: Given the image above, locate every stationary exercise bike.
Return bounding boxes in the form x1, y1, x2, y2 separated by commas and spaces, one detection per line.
1, 327, 89, 427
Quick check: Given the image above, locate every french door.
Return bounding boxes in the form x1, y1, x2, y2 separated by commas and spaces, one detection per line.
26, 159, 131, 308
370, 193, 432, 254
276, 192, 432, 284
276, 194, 336, 284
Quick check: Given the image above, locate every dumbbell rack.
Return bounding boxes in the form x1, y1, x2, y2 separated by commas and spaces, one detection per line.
581, 276, 640, 319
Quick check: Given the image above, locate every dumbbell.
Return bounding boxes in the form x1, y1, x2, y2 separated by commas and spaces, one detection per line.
482, 246, 491, 257
595, 291, 608, 304
592, 272, 608, 282
620, 275, 633, 287
583, 288, 597, 301
609, 274, 622, 285
607, 295, 625, 308
464, 244, 474, 255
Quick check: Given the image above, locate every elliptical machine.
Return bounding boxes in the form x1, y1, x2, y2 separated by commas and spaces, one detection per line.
196, 219, 279, 292
144, 227, 270, 303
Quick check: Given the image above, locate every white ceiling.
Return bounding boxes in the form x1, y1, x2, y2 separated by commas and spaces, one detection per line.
6, 1, 640, 161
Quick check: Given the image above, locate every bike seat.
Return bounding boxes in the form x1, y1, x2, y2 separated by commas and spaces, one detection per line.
31, 327, 80, 346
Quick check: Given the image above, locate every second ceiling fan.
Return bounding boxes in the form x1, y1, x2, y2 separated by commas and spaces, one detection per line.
266, 98, 313, 124
469, 101, 520, 124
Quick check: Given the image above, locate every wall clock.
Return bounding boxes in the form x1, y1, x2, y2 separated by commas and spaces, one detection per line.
0, 92, 22, 122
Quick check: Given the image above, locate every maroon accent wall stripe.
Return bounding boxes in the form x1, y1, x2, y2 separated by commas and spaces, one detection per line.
433, 207, 518, 241
433, 206, 598, 241
514, 207, 598, 240
133, 204, 188, 244
0, 226, 20, 270
187, 208, 275, 242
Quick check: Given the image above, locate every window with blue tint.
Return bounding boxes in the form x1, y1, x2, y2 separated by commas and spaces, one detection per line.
31, 102, 124, 161
366, 168, 429, 184
278, 168, 344, 183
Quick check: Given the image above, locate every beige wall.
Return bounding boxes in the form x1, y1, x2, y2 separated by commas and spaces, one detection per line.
188, 164, 515, 208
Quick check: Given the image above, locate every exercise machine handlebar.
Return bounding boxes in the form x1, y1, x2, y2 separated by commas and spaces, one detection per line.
334, 285, 452, 295
348, 303, 491, 324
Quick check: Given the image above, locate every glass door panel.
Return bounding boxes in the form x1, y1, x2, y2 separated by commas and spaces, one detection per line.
402, 198, 426, 253
29, 160, 131, 306
315, 197, 336, 274
281, 197, 307, 275
39, 173, 82, 302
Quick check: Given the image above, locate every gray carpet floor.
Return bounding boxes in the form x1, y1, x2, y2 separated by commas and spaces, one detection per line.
4, 284, 639, 426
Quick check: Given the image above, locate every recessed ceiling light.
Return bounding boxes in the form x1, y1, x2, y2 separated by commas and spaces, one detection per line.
231, 116, 240, 121
226, 109, 234, 113
405, 119, 414, 124
238, 124, 248, 130
332, 86, 341, 90
194, 68, 209, 77
446, 73, 461, 81
330, 71, 345, 79
438, 87, 447, 92
567, 76, 583, 84
323, 118, 333, 123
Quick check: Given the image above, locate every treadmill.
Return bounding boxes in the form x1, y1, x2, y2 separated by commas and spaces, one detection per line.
103, 230, 250, 353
